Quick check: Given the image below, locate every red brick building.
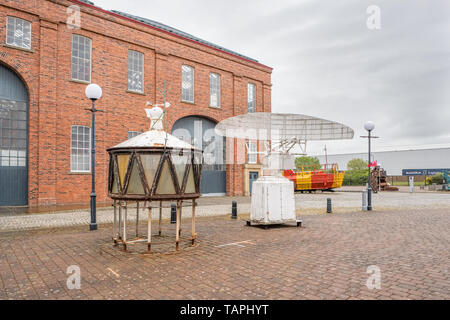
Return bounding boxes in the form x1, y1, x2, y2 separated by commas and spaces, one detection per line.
0, 0, 272, 207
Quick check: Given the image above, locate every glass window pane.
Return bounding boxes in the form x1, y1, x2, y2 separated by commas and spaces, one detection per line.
18, 158, 26, 166
126, 159, 145, 195
248, 141, 257, 164
72, 35, 91, 82
210, 73, 220, 107
182, 65, 194, 102
185, 165, 196, 193
70, 125, 90, 172
140, 154, 159, 188
6, 17, 31, 49
248, 83, 256, 113
111, 167, 118, 194
128, 131, 142, 139
128, 50, 143, 92
156, 160, 176, 195
117, 154, 130, 188
171, 152, 189, 189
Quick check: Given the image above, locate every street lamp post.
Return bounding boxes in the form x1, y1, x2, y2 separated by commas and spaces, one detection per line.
362, 121, 377, 211
85, 84, 103, 231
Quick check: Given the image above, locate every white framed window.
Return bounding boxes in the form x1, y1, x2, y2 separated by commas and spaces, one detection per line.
210, 72, 221, 108
248, 141, 257, 164
71, 125, 90, 172
248, 83, 256, 113
71, 34, 92, 82
182, 65, 194, 103
6, 16, 31, 50
128, 50, 144, 93
128, 131, 142, 139
0, 150, 26, 167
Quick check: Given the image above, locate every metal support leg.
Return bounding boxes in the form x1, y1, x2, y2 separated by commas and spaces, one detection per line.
147, 203, 152, 253
179, 200, 183, 237
175, 200, 181, 251
136, 201, 139, 237
113, 200, 117, 243
118, 202, 122, 239
158, 200, 162, 236
122, 202, 127, 251
191, 200, 196, 246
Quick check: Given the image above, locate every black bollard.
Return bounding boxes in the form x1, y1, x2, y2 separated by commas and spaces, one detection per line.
231, 200, 237, 219
170, 203, 177, 224
327, 198, 332, 213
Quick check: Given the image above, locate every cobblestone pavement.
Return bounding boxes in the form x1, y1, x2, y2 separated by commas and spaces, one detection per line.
0, 208, 448, 300
0, 191, 450, 231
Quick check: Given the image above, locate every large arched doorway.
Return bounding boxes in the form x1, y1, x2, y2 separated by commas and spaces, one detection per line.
172, 116, 226, 195
0, 64, 28, 206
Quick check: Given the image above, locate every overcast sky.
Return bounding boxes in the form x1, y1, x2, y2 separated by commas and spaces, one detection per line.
93, 0, 450, 156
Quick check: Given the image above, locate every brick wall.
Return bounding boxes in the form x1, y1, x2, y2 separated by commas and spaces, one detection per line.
0, 0, 272, 206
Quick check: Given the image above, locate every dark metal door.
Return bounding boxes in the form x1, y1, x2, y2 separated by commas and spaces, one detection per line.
249, 171, 259, 195
172, 116, 226, 195
0, 64, 28, 206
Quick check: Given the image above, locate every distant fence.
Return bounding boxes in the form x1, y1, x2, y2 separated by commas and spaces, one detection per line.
390, 175, 425, 183
343, 174, 425, 186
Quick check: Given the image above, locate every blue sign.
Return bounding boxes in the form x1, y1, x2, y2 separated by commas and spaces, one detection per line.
402, 169, 425, 176
402, 168, 450, 176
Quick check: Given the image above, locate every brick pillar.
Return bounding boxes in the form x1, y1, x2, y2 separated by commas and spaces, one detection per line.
154, 50, 169, 105
37, 19, 58, 205
263, 82, 272, 112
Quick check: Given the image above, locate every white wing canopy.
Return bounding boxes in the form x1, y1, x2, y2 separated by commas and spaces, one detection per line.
215, 113, 354, 141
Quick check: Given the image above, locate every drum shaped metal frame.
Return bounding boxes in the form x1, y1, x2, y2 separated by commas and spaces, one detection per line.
106, 146, 203, 252
107, 147, 203, 201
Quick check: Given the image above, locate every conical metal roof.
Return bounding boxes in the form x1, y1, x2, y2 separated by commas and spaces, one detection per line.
108, 130, 198, 150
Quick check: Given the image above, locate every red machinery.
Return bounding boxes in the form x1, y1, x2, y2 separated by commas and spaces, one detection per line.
283, 164, 345, 192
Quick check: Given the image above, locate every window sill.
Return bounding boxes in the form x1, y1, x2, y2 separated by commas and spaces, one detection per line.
244, 163, 262, 168
69, 79, 91, 85
181, 100, 195, 105
126, 89, 145, 96
68, 171, 91, 175
209, 105, 221, 109
3, 43, 34, 53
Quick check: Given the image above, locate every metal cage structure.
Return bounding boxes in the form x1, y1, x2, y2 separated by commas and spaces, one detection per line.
108, 147, 202, 201
106, 107, 203, 252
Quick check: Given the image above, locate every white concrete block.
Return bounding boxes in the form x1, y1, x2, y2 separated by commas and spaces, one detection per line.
250, 175, 296, 224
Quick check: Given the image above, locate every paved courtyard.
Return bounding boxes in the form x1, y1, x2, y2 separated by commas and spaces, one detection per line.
0, 206, 449, 300
1, 189, 450, 231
